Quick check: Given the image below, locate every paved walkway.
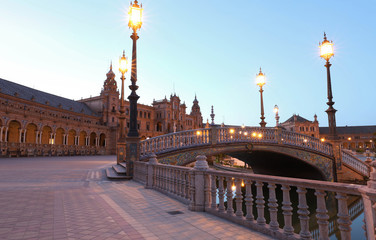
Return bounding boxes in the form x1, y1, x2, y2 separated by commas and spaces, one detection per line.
0, 156, 274, 240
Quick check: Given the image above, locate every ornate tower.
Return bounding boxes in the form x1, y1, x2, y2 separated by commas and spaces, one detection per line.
190, 95, 203, 129
101, 63, 119, 128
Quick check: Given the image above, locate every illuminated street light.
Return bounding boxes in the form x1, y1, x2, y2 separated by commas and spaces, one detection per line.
319, 33, 338, 140
256, 68, 266, 128
119, 50, 128, 139
273, 105, 279, 127
126, 0, 143, 177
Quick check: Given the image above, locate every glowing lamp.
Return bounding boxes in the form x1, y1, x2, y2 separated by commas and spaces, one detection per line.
196, 131, 201, 136
319, 33, 334, 61
348, 137, 352, 141
321, 138, 325, 142
229, 129, 235, 134
128, 0, 143, 31
258, 133, 263, 138
119, 51, 128, 74
256, 68, 266, 87
273, 105, 279, 114
231, 184, 236, 191
252, 132, 257, 137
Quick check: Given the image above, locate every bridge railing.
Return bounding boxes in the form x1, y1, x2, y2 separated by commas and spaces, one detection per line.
215, 126, 333, 156
134, 155, 376, 240
140, 126, 334, 158
140, 129, 210, 157
342, 150, 370, 176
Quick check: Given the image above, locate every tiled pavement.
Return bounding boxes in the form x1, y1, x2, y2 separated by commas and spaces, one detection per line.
0, 156, 274, 240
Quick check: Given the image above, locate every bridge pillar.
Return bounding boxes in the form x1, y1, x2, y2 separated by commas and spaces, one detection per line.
146, 153, 158, 189
362, 160, 376, 239
328, 140, 342, 182
209, 125, 218, 145
189, 155, 209, 212
125, 136, 140, 177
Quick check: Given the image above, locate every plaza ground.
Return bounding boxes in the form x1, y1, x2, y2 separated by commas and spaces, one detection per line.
0, 155, 273, 240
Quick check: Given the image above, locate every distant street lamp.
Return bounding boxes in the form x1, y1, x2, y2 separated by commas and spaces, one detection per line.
256, 68, 266, 127
126, 0, 143, 177
273, 105, 279, 127
119, 51, 128, 138
117, 51, 128, 164
319, 33, 338, 140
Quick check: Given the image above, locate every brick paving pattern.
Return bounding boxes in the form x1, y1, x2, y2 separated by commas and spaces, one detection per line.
0, 156, 274, 240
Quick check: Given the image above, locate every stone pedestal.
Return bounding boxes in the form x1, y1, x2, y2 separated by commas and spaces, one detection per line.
327, 139, 342, 182
116, 140, 126, 164
125, 136, 140, 177
209, 125, 218, 145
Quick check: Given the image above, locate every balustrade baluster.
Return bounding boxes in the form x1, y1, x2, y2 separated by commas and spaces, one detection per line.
180, 171, 185, 198
211, 175, 217, 209
177, 169, 182, 197
189, 171, 195, 210
204, 173, 211, 210
173, 169, 177, 194
297, 187, 311, 239
226, 177, 235, 216
281, 185, 294, 235
255, 181, 266, 225
218, 176, 225, 213
163, 167, 167, 191
168, 168, 172, 193
245, 179, 254, 221
234, 178, 244, 218
336, 193, 352, 239
268, 183, 279, 231
157, 167, 161, 190
315, 189, 329, 239
186, 173, 190, 199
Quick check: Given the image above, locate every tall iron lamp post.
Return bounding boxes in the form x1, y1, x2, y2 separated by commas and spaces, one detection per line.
256, 68, 266, 127
273, 105, 279, 127
126, 0, 143, 177
117, 51, 128, 164
319, 33, 338, 140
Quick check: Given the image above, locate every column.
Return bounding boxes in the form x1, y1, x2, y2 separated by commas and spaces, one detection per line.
50, 133, 53, 144
18, 129, 22, 143
65, 135, 68, 145
39, 132, 42, 144
4, 127, 8, 142
0, 126, 3, 142
35, 131, 39, 144
96, 137, 99, 146
23, 129, 27, 143
77, 136, 80, 146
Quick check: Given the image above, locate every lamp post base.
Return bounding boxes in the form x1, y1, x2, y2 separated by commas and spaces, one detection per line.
116, 140, 126, 164
125, 136, 141, 177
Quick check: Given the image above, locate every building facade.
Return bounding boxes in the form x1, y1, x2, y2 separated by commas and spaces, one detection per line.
279, 114, 320, 138
280, 114, 376, 151
0, 65, 203, 157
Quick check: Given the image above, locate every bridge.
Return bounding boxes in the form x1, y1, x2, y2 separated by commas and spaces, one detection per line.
106, 126, 376, 239
139, 126, 370, 182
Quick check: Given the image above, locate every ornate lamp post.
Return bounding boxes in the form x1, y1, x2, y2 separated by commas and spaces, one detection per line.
126, 0, 143, 177
273, 105, 279, 127
256, 68, 266, 128
117, 51, 128, 164
319, 33, 338, 140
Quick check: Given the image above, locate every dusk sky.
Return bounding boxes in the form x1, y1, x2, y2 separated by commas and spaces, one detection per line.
1, 0, 375, 127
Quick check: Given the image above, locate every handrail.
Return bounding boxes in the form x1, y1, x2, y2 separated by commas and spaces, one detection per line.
342, 150, 370, 176
140, 126, 333, 158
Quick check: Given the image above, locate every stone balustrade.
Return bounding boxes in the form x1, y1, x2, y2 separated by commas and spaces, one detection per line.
0, 142, 104, 157
342, 151, 370, 176
134, 154, 376, 239
140, 126, 333, 158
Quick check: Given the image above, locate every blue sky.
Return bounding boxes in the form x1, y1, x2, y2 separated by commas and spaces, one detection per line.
0, 0, 375, 127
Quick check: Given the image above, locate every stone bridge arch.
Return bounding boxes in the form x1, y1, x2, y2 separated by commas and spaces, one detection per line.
152, 143, 335, 181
